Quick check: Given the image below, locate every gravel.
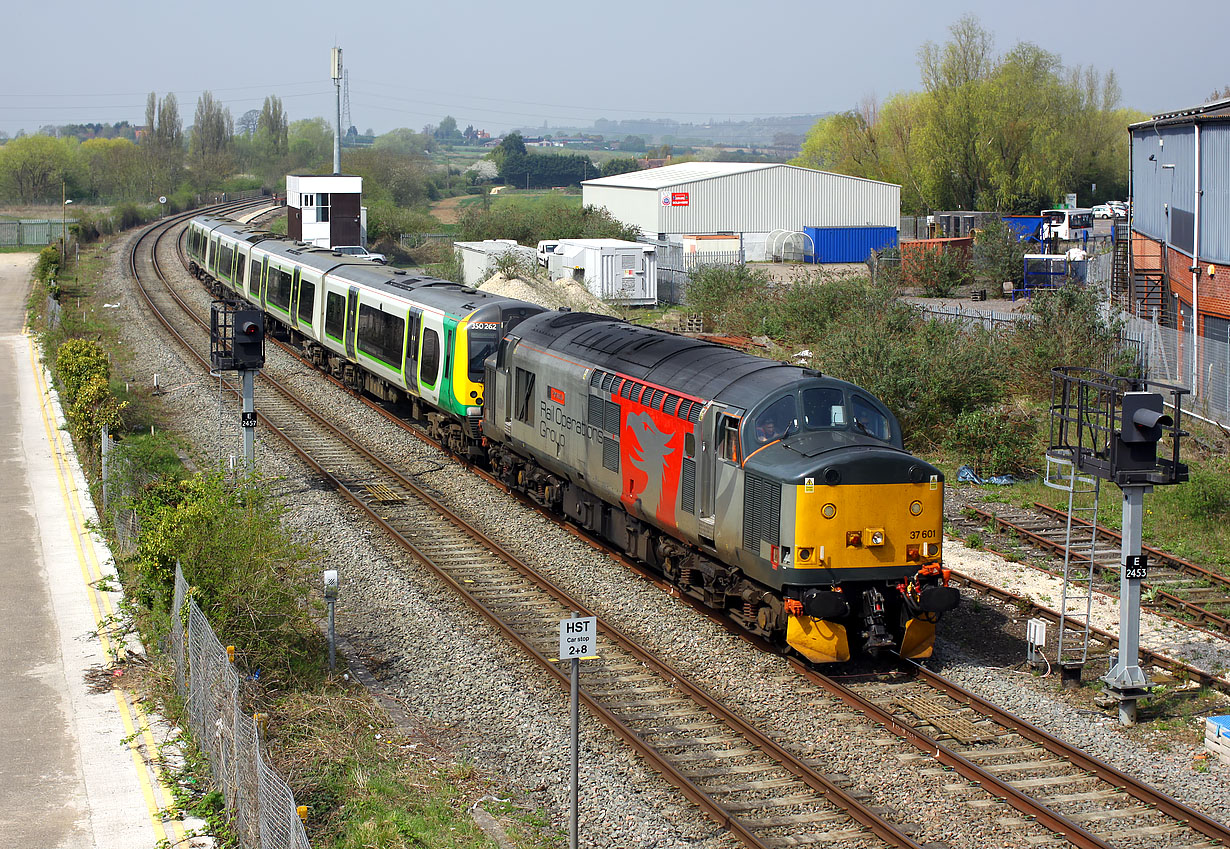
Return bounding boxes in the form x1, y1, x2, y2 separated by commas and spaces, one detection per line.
94, 222, 1230, 847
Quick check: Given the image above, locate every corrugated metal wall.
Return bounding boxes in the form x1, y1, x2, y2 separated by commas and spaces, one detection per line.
582, 185, 660, 235
1201, 124, 1230, 264
804, 226, 898, 263
1131, 125, 1195, 252
584, 166, 899, 238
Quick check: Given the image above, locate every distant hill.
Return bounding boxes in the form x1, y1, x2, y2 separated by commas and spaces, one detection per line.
515, 114, 827, 153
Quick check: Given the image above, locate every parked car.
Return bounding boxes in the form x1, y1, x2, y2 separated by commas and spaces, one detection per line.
333, 245, 387, 264
1092, 204, 1115, 219
1108, 201, 1128, 217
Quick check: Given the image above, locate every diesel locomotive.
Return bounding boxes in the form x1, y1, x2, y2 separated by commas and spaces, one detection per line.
184, 214, 958, 662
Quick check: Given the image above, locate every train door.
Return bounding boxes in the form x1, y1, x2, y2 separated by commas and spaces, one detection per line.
344, 286, 359, 360
290, 268, 301, 323
206, 238, 216, 275
258, 257, 268, 304
402, 309, 421, 395
417, 312, 444, 406
698, 408, 742, 548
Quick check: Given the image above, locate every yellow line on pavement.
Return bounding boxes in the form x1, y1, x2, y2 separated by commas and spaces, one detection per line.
27, 335, 178, 845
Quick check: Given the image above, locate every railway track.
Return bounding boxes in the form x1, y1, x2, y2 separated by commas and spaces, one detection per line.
965, 502, 1230, 635
132, 205, 932, 849
128, 212, 1230, 847
805, 662, 1230, 849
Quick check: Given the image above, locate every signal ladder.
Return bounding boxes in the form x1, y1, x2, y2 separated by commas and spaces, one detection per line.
1044, 450, 1102, 676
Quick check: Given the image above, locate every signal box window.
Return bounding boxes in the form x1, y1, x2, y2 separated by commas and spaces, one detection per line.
718, 414, 740, 463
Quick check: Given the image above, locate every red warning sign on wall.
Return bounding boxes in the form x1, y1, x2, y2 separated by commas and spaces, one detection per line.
670, 192, 689, 206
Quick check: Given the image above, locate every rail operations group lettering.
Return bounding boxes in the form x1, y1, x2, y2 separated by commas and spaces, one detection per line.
540, 399, 605, 450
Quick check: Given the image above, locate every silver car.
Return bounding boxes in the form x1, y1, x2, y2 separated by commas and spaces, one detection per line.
333, 245, 387, 264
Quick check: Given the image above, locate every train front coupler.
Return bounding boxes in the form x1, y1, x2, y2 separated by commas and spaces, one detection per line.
860, 588, 895, 655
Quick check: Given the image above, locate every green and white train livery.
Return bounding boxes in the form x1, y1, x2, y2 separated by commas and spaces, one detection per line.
186, 216, 543, 454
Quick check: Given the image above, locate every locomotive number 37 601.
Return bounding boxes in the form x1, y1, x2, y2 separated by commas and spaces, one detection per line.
909, 530, 937, 540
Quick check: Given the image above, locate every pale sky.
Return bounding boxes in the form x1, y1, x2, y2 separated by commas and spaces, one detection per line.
4, 0, 1222, 137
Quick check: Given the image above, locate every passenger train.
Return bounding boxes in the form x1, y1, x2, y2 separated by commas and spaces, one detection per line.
186, 214, 959, 663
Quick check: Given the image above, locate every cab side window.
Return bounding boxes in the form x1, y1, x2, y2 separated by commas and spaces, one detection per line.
717, 415, 740, 463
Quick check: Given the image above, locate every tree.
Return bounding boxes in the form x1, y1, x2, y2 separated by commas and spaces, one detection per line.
190, 91, 233, 177
434, 115, 462, 143
142, 92, 183, 193
0, 134, 73, 202
620, 135, 647, 152
373, 128, 433, 156
1208, 85, 1230, 101
236, 109, 261, 137
79, 138, 143, 201
257, 95, 288, 156
601, 157, 640, 177
286, 118, 333, 171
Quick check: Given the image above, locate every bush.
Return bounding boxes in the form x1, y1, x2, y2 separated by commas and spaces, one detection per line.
55, 337, 111, 402
130, 472, 323, 682
1166, 463, 1230, 526
1010, 285, 1132, 397
457, 199, 639, 246
973, 219, 1027, 286
65, 374, 126, 452
34, 245, 61, 288
942, 402, 1041, 477
910, 245, 970, 297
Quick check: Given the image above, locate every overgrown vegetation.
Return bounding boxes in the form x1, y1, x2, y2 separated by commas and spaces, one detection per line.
456, 194, 639, 246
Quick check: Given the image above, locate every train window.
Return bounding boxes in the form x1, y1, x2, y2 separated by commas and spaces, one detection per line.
514, 367, 535, 424
325, 292, 345, 340
357, 304, 406, 369
218, 244, 234, 280
802, 387, 846, 430
754, 395, 796, 444
267, 266, 292, 312
851, 395, 892, 442
298, 279, 315, 325
468, 326, 499, 382
718, 415, 740, 463
249, 260, 261, 292
421, 329, 440, 384
443, 329, 452, 380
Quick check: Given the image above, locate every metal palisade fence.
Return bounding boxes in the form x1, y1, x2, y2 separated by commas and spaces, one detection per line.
1120, 311, 1230, 427
172, 565, 311, 849
639, 238, 744, 305
0, 219, 70, 247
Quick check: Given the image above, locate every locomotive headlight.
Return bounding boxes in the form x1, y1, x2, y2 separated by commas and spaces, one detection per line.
909, 500, 923, 516
867, 529, 886, 546
821, 503, 837, 519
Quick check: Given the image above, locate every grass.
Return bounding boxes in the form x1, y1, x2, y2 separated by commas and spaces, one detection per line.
454, 190, 583, 212
0, 244, 46, 253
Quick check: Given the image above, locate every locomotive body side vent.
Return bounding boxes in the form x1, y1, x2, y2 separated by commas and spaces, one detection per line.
604, 400, 621, 434
588, 395, 605, 426
742, 473, 781, 552
603, 438, 620, 472
681, 458, 696, 514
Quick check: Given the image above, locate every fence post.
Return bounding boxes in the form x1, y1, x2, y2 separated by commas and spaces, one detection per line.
100, 426, 110, 512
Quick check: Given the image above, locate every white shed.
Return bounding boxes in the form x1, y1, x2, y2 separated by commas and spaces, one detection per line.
454, 240, 534, 287
547, 239, 658, 306
582, 162, 900, 261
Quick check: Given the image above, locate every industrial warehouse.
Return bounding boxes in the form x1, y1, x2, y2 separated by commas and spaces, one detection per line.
581, 161, 901, 263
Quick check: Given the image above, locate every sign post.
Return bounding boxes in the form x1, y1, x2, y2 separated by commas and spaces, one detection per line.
558, 614, 596, 849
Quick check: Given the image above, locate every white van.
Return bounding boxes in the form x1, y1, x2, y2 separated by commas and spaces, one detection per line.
536, 240, 560, 267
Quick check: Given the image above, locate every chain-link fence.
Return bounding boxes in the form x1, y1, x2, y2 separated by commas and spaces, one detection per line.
171, 565, 311, 849
1120, 311, 1230, 427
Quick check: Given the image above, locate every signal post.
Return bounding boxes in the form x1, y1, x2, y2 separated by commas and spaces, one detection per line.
210, 302, 265, 466
1048, 370, 1187, 725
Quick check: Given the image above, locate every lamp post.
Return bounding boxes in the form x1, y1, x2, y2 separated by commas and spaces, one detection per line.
61, 181, 73, 258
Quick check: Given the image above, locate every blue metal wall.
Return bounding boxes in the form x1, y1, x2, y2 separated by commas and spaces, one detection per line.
804, 226, 898, 264
1132, 122, 1230, 264
1200, 124, 1230, 264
